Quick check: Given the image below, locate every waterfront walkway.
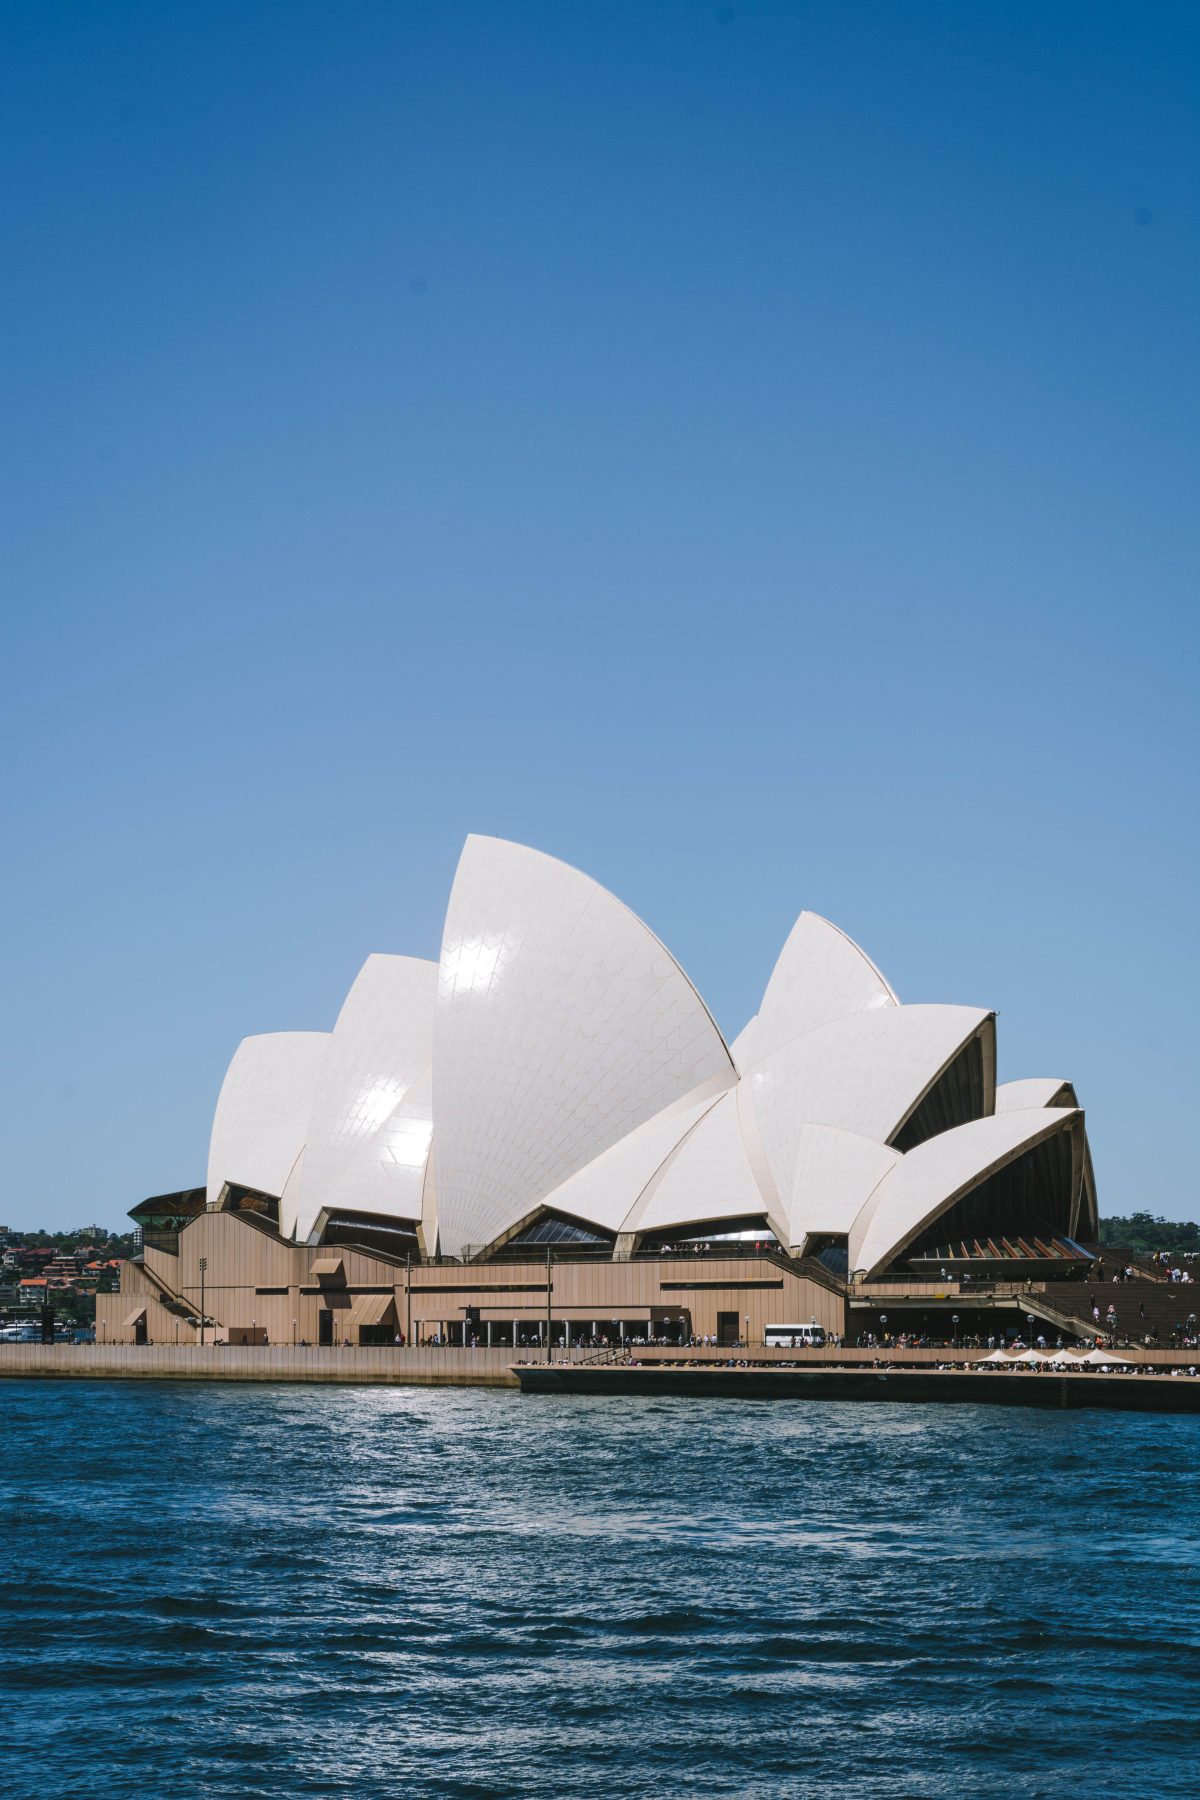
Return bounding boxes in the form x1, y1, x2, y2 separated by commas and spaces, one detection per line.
0, 1342, 528, 1385
4, 1340, 1200, 1393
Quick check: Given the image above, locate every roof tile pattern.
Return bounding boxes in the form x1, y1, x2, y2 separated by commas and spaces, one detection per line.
734, 912, 897, 1070
630, 1089, 778, 1237
743, 1003, 991, 1206
202, 836, 1096, 1277
539, 1086, 724, 1237
207, 1032, 329, 1209
431, 837, 736, 1257
849, 1107, 1081, 1278
292, 955, 436, 1242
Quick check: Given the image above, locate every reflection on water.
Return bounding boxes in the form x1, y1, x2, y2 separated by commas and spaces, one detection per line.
1, 1382, 1198, 1797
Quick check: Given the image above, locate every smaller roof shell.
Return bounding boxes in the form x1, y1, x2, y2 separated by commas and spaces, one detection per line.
733, 912, 897, 1071
206, 1032, 330, 1210
531, 1083, 725, 1241
294, 954, 437, 1241
786, 1124, 900, 1255
995, 1078, 1076, 1112
742, 1004, 993, 1209
849, 1106, 1082, 1279
316, 1065, 435, 1229
628, 1089, 780, 1240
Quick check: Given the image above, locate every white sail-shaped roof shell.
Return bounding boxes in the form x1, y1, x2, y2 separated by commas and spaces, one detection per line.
849, 1106, 1082, 1279
786, 1124, 900, 1256
535, 1087, 723, 1239
432, 836, 736, 1258
741, 1003, 993, 1209
995, 1077, 1075, 1112
994, 1078, 1097, 1234
292, 954, 437, 1242
206, 1032, 329, 1210
734, 912, 898, 1070
319, 1064, 434, 1227
629, 1089, 779, 1238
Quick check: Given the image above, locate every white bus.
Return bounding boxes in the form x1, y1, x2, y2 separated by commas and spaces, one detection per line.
764, 1321, 827, 1348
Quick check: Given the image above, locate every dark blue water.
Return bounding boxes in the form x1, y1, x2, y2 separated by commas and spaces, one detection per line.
2, 1382, 1198, 1798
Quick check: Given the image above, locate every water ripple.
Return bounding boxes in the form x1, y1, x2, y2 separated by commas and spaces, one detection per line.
2, 1383, 1199, 1796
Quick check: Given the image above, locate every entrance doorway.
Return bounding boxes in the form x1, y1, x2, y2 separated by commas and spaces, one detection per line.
318, 1309, 335, 1347
717, 1311, 739, 1347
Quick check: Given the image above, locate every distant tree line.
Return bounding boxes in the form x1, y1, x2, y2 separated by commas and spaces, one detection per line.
1099, 1211, 1200, 1258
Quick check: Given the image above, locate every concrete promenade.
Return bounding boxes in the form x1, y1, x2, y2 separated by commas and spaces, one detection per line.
0, 1342, 542, 1385
2, 1341, 1197, 1388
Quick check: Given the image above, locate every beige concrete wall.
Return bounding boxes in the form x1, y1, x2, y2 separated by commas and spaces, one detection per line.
101, 1211, 848, 1347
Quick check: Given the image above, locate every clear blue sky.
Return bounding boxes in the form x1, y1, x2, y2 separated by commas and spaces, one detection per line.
2, 1, 1196, 1232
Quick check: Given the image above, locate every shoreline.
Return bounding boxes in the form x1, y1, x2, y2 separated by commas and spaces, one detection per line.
4, 1342, 1200, 1410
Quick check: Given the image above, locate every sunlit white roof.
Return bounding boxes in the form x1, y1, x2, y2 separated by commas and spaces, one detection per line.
207, 1032, 329, 1210
198, 834, 1099, 1271
537, 1087, 723, 1239
995, 1077, 1074, 1111
849, 1106, 1081, 1279
630, 1089, 780, 1238
320, 1064, 434, 1227
292, 954, 437, 1242
742, 1004, 992, 1208
431, 836, 735, 1257
735, 911, 897, 1070
787, 1123, 900, 1254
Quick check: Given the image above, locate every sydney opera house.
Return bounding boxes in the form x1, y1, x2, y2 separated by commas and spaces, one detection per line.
100, 836, 1100, 1350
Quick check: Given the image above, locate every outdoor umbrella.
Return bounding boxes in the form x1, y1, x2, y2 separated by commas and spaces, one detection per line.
1082, 1348, 1130, 1366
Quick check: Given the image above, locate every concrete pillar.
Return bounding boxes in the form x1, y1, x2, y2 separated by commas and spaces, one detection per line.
486, 1320, 493, 1348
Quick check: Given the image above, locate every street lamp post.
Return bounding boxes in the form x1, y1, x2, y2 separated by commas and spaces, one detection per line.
952, 1313, 959, 1347
1027, 1311, 1035, 1349
199, 1257, 207, 1349
880, 1312, 887, 1347
292, 1317, 297, 1348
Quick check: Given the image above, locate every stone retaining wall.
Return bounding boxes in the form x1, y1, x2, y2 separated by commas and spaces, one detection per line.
0, 1343, 537, 1385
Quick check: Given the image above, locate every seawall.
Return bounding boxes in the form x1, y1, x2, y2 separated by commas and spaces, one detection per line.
514, 1363, 1200, 1412
0, 1343, 526, 1386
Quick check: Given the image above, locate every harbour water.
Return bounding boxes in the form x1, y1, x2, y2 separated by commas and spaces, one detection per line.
2, 1381, 1198, 1798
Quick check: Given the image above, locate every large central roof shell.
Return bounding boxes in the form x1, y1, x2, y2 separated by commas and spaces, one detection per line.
431, 836, 736, 1257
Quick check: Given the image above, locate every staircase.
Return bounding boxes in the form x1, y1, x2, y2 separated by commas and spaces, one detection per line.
133, 1258, 218, 1337
1034, 1277, 1196, 1348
